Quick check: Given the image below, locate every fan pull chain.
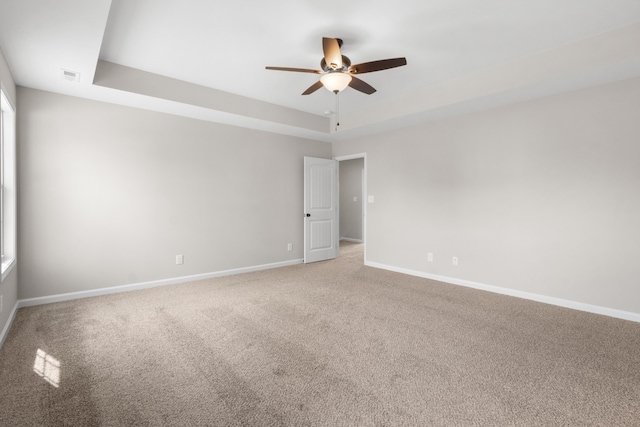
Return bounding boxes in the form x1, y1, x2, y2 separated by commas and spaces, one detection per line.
335, 92, 340, 132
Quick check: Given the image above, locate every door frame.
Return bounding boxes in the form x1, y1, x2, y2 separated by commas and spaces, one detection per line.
335, 153, 367, 263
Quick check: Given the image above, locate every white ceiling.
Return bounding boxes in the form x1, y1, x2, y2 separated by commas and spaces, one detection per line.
1, 0, 640, 142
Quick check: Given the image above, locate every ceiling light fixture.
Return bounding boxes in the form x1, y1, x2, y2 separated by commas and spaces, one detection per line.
265, 36, 407, 132
320, 72, 352, 93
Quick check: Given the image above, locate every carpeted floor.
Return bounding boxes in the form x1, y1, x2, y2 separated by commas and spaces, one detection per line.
1, 241, 639, 426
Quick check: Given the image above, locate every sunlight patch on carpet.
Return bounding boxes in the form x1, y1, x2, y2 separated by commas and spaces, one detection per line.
33, 349, 61, 388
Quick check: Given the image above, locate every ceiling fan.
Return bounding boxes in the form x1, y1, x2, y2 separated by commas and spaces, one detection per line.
266, 37, 407, 95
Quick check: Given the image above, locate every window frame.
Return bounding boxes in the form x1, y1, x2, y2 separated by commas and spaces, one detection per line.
1, 86, 16, 282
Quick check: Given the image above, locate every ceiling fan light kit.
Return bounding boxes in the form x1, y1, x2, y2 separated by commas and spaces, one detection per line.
320, 72, 352, 93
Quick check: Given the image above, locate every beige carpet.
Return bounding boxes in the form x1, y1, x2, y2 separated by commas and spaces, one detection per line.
1, 242, 639, 426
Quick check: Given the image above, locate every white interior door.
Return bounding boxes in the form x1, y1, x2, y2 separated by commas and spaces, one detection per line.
304, 156, 338, 263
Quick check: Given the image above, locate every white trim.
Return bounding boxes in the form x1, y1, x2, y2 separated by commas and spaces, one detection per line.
0, 259, 303, 350
1, 257, 15, 282
365, 261, 640, 323
0, 300, 19, 350
18, 259, 303, 308
3, 257, 637, 351
340, 237, 364, 243
1, 89, 17, 278
0, 83, 15, 112
334, 153, 367, 162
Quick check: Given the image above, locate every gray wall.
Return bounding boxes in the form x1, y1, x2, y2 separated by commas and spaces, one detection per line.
18, 88, 331, 300
7, 70, 640, 320
333, 77, 640, 315
339, 158, 364, 241
0, 47, 17, 341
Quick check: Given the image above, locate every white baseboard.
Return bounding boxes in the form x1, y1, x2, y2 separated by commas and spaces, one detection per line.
365, 261, 640, 323
4, 257, 637, 352
0, 259, 300, 351
0, 300, 19, 350
18, 258, 304, 309
340, 237, 364, 243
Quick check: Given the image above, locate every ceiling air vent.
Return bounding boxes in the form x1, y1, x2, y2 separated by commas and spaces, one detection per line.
60, 69, 80, 83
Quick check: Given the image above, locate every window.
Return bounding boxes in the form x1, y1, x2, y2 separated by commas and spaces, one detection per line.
0, 87, 16, 281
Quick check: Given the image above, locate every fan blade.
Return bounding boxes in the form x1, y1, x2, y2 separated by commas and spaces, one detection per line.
265, 66, 322, 74
348, 76, 376, 95
302, 80, 324, 95
349, 57, 407, 74
322, 37, 342, 69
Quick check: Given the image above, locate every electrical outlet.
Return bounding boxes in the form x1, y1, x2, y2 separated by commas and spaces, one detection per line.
427, 252, 433, 262
452, 256, 458, 266
287, 243, 293, 251
176, 255, 184, 265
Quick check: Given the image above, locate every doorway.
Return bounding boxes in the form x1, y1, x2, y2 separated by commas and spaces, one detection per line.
336, 154, 366, 263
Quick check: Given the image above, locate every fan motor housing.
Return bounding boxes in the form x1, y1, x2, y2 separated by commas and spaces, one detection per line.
321, 55, 351, 72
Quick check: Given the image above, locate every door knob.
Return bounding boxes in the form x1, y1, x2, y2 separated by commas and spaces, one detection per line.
305, 213, 311, 217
